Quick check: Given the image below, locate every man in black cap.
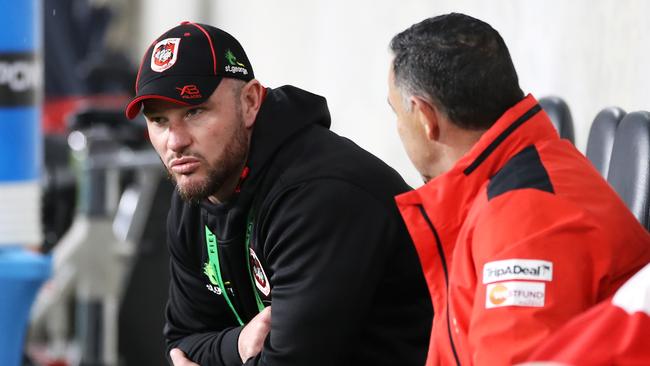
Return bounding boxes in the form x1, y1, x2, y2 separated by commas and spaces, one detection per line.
125, 22, 432, 366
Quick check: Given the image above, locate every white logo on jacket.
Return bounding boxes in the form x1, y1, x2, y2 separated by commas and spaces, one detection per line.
483, 259, 553, 284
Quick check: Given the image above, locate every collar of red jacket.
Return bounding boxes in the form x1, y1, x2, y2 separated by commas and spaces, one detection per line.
395, 94, 558, 229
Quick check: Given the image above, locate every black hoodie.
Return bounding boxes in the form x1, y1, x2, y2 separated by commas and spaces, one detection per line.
164, 86, 432, 365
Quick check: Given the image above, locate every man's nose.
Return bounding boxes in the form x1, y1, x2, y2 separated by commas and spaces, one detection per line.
167, 120, 192, 152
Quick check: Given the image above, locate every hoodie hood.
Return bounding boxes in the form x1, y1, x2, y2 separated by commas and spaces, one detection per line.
247, 85, 331, 174
200, 85, 331, 238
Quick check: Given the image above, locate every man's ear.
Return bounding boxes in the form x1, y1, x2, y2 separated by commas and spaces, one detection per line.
240, 79, 264, 128
412, 96, 440, 141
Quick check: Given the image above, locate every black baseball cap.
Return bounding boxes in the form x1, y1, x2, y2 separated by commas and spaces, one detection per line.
125, 21, 254, 119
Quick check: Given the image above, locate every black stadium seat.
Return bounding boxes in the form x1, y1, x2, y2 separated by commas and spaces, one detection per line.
607, 111, 650, 229
539, 96, 575, 143
585, 107, 626, 178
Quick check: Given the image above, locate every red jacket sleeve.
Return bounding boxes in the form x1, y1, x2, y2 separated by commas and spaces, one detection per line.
462, 190, 619, 365
524, 263, 650, 365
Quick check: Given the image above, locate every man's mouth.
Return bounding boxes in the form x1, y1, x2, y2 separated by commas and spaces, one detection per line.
169, 156, 201, 174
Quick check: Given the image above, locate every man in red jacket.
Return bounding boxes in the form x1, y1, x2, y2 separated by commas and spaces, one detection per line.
387, 12, 650, 365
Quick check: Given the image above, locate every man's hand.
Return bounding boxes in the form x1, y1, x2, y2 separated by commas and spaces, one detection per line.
239, 306, 272, 363
170, 348, 199, 366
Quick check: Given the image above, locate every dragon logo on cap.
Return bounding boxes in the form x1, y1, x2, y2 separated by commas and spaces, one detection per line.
151, 38, 181, 72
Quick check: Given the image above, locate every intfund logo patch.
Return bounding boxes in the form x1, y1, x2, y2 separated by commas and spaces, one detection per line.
486, 281, 545, 308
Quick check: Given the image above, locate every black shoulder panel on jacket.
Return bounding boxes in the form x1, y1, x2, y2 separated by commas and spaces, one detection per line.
487, 145, 554, 201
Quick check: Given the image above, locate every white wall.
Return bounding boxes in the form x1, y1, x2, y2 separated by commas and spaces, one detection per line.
135, 0, 211, 60
134, 0, 650, 187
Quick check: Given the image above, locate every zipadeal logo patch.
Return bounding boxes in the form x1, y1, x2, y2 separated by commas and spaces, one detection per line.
483, 259, 553, 284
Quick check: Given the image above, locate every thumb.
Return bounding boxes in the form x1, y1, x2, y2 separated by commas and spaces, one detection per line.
260, 306, 272, 321
170, 348, 198, 366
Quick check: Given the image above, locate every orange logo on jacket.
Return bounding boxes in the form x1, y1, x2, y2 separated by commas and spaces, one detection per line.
489, 284, 508, 305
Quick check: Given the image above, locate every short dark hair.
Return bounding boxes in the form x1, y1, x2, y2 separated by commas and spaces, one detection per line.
390, 13, 524, 130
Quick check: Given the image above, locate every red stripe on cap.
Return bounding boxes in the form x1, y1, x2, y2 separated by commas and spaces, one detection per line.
125, 94, 191, 120
188, 22, 217, 75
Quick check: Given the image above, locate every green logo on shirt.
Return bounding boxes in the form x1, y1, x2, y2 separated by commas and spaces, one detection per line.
203, 261, 219, 286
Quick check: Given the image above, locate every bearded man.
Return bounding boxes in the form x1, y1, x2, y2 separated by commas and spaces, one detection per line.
125, 22, 432, 366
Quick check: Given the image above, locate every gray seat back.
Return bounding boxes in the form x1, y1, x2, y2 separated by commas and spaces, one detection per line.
585, 107, 626, 178
539, 96, 575, 143
607, 111, 650, 229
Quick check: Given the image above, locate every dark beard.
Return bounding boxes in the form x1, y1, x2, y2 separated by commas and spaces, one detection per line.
168, 112, 249, 204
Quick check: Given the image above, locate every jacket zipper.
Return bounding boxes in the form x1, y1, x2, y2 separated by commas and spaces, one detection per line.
418, 205, 461, 366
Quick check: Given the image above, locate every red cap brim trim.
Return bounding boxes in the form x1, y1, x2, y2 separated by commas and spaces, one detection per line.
125, 95, 191, 119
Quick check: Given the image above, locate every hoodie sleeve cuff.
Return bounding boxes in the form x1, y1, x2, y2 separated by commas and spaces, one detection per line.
220, 326, 244, 366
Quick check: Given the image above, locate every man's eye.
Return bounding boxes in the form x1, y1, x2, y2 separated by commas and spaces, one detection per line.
186, 108, 203, 118
148, 117, 166, 125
